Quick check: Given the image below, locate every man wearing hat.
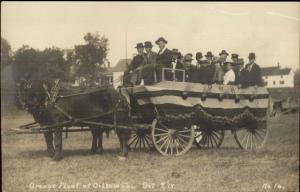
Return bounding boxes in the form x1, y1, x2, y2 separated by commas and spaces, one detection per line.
231, 53, 245, 85
196, 52, 206, 68
242, 52, 263, 87
171, 49, 184, 81
218, 50, 229, 66
183, 54, 197, 82
155, 37, 173, 81
123, 42, 146, 86
141, 41, 157, 85
195, 52, 214, 84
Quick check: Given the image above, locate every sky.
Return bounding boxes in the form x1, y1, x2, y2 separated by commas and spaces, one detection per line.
1, 2, 299, 69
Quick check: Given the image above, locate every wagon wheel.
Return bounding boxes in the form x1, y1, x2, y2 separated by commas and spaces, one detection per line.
233, 123, 269, 151
128, 129, 153, 151
151, 119, 195, 156
194, 125, 225, 149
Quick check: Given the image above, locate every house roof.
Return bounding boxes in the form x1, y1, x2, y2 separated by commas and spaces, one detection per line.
261, 66, 292, 76
107, 59, 132, 73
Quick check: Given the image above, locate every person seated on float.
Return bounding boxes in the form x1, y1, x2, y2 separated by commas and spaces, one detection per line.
223, 62, 235, 85
183, 53, 197, 83
123, 43, 145, 86
142, 41, 157, 85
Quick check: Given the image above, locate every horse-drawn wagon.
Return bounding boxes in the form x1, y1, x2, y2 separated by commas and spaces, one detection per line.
12, 68, 271, 159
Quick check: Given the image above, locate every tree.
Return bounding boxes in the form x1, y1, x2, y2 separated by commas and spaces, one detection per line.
13, 46, 67, 81
74, 32, 109, 82
1, 38, 12, 69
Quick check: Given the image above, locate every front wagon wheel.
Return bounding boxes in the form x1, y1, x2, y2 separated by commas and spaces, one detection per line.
151, 119, 195, 156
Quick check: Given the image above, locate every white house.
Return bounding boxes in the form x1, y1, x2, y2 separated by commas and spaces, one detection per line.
261, 65, 294, 88
107, 59, 132, 88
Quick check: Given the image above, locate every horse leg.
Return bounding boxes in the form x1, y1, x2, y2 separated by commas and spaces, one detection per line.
90, 127, 98, 154
116, 129, 124, 156
44, 131, 55, 157
116, 129, 130, 158
53, 127, 63, 161
97, 128, 104, 154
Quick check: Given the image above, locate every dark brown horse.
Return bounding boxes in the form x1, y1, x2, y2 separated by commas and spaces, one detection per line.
16, 77, 131, 161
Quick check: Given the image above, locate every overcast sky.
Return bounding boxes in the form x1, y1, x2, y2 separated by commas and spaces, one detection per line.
1, 2, 299, 69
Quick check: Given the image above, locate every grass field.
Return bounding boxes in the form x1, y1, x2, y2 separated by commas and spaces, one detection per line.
1, 111, 299, 192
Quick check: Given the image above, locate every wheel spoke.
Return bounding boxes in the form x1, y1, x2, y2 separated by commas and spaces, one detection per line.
156, 135, 169, 144
176, 129, 192, 134
164, 138, 171, 153
134, 138, 140, 148
129, 134, 138, 146
170, 139, 174, 155
159, 137, 170, 150
176, 133, 191, 139
245, 133, 250, 149
177, 135, 188, 146
155, 128, 169, 133
154, 133, 169, 137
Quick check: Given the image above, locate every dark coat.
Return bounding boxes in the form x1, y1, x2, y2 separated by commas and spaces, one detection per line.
234, 68, 246, 85
241, 63, 263, 87
156, 48, 173, 68
185, 65, 198, 83
123, 54, 145, 85
197, 65, 215, 84
156, 48, 173, 81
144, 51, 157, 65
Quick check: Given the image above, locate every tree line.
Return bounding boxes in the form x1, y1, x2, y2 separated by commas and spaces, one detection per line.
1, 32, 109, 83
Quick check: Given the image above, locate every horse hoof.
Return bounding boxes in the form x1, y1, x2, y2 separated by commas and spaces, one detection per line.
47, 149, 55, 157
97, 149, 103, 155
90, 149, 97, 155
117, 156, 127, 161
53, 155, 63, 161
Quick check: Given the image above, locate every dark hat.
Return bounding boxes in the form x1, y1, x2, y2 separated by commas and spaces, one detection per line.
231, 53, 239, 58
248, 52, 256, 59
187, 53, 193, 57
135, 43, 144, 48
219, 50, 229, 56
205, 51, 213, 58
184, 54, 193, 61
144, 41, 153, 48
172, 49, 182, 58
196, 52, 203, 59
155, 37, 168, 44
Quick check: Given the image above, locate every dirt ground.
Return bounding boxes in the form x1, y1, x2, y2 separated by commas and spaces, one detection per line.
1, 111, 299, 192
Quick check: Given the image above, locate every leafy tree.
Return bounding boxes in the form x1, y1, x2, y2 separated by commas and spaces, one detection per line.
74, 32, 109, 82
13, 46, 68, 81
1, 38, 12, 69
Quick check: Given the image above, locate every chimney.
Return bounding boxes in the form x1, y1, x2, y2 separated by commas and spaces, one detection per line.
277, 62, 280, 69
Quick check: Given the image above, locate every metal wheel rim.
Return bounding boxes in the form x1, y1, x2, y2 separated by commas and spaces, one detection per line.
151, 119, 195, 156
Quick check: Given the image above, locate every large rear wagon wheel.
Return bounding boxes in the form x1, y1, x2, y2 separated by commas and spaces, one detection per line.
151, 119, 195, 156
194, 125, 225, 149
233, 123, 269, 150
128, 129, 153, 151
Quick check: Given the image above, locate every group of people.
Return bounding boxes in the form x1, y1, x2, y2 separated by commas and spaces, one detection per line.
123, 37, 263, 88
